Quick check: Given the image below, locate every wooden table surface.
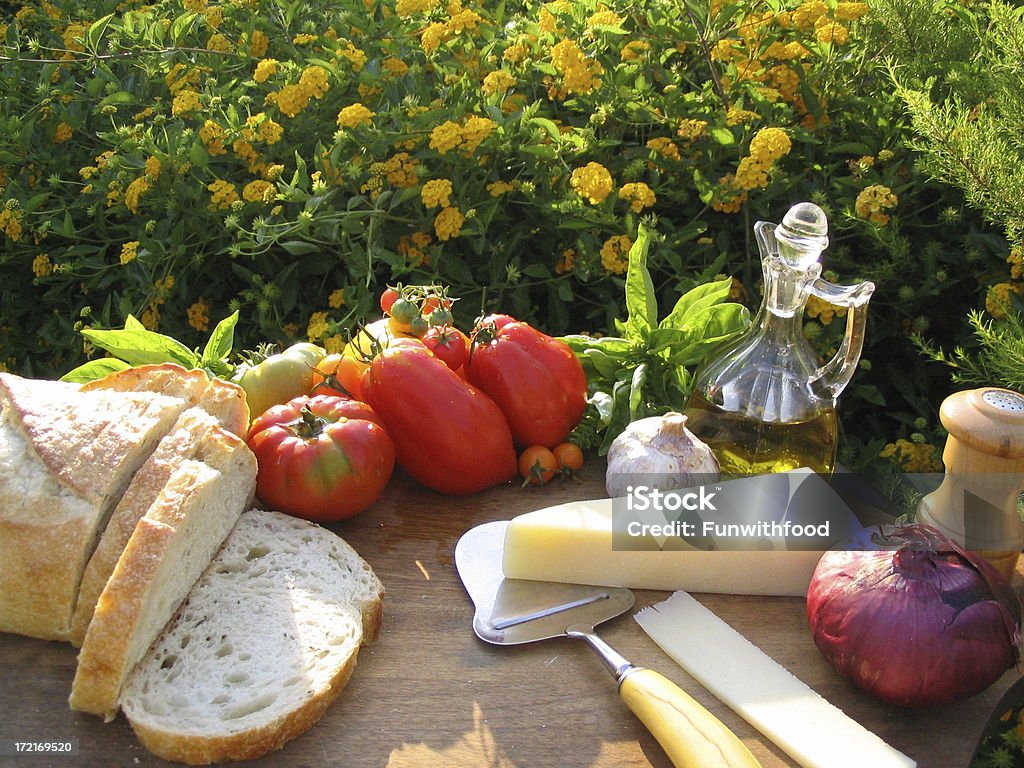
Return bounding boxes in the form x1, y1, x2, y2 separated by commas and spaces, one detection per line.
0, 461, 1018, 768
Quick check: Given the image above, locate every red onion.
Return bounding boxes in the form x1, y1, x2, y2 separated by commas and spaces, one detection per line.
807, 523, 1022, 708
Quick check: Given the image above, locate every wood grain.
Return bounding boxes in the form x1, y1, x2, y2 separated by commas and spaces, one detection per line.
0, 461, 1018, 768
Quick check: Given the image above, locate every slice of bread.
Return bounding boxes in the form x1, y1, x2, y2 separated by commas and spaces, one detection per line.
0, 373, 190, 641
69, 366, 250, 645
70, 427, 257, 720
120, 509, 384, 764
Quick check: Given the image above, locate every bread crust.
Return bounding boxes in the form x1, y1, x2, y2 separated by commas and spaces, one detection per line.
127, 653, 358, 765
0, 374, 188, 641
70, 428, 256, 719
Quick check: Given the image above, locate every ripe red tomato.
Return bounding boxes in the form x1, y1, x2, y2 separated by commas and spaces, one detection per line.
421, 325, 469, 371
467, 318, 588, 448
361, 339, 516, 495
380, 287, 400, 315
246, 394, 395, 522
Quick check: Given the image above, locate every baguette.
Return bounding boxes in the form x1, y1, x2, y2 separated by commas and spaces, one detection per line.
120, 509, 384, 765
70, 427, 257, 720
0, 373, 191, 641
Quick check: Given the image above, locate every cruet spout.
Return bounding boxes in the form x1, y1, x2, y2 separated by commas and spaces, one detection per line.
808, 276, 876, 399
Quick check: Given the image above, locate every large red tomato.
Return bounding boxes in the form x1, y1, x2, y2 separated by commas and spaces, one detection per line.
361, 338, 517, 495
466, 317, 588, 448
246, 394, 395, 522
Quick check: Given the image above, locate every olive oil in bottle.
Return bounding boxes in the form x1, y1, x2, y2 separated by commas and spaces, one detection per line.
684, 391, 838, 476
682, 202, 874, 476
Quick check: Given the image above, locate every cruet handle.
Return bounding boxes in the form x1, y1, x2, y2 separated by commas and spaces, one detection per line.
807, 277, 876, 399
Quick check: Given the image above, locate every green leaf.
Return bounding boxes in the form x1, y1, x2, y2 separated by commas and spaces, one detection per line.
583, 348, 626, 379
86, 14, 115, 52
280, 240, 321, 256
60, 357, 132, 384
667, 304, 750, 366
660, 276, 733, 330
623, 224, 657, 340
628, 362, 648, 418
98, 91, 135, 109
200, 311, 239, 367
124, 314, 146, 330
81, 328, 200, 368
709, 127, 735, 145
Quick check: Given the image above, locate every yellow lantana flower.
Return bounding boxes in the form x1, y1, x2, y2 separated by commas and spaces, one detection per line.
434, 206, 465, 241
619, 182, 656, 213
336, 103, 375, 129
570, 162, 613, 205
600, 235, 632, 274
421, 179, 453, 208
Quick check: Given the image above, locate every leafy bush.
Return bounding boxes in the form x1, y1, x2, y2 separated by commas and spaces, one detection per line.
0, 0, 1013, 472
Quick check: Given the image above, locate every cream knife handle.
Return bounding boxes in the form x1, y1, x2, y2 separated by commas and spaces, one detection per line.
619, 667, 764, 768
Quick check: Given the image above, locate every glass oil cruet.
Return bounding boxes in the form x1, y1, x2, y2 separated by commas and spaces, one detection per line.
684, 202, 875, 476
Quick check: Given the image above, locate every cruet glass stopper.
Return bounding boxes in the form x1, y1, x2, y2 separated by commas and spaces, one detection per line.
774, 202, 830, 270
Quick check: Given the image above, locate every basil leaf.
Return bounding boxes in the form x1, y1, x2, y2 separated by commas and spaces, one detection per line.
124, 314, 146, 331
81, 328, 200, 368
628, 362, 648, 418
668, 304, 750, 366
584, 348, 628, 379
660, 276, 733, 331
623, 225, 657, 341
60, 357, 132, 384
200, 311, 239, 367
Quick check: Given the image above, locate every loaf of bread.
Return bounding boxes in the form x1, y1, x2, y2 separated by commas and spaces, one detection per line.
70, 367, 250, 646
120, 508, 385, 765
0, 372, 196, 640
70, 425, 257, 720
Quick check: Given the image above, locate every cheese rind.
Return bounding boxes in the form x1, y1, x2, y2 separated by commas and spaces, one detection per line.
501, 498, 826, 596
635, 591, 916, 768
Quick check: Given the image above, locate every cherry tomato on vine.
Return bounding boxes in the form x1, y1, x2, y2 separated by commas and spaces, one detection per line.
518, 445, 559, 486
380, 287, 400, 315
420, 296, 441, 316
409, 314, 430, 338
389, 298, 419, 325
421, 325, 469, 371
427, 307, 454, 327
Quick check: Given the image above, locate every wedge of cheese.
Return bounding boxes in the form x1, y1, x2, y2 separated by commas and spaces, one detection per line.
501, 468, 866, 597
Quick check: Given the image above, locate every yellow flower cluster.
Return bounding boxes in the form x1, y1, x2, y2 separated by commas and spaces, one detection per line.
550, 39, 603, 97
171, 89, 202, 116
879, 439, 942, 473
207, 179, 239, 210
676, 119, 707, 144
396, 0, 441, 16
0, 206, 23, 241
32, 253, 53, 278
482, 69, 516, 97
242, 179, 275, 204
382, 57, 409, 77
254, 58, 278, 83
620, 40, 649, 62
54, 122, 73, 143
249, 30, 268, 58
487, 180, 515, 197
985, 282, 1023, 320
119, 240, 140, 264
735, 127, 791, 191
556, 247, 576, 274
307, 311, 330, 341
328, 288, 346, 309
646, 137, 681, 161
337, 41, 367, 72
805, 294, 847, 325
421, 178, 453, 208
380, 153, 420, 188
570, 162, 613, 205
1009, 247, 1023, 280
337, 103, 375, 129
711, 174, 749, 214
855, 184, 898, 225
600, 235, 632, 275
187, 298, 211, 332
124, 176, 150, 214
434, 206, 465, 241
420, 8, 484, 54
428, 116, 496, 155
618, 182, 656, 213
199, 120, 227, 155
267, 65, 330, 118
587, 9, 623, 27
398, 231, 433, 265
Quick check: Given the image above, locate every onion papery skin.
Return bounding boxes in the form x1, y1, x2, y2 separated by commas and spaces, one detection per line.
807, 524, 1022, 709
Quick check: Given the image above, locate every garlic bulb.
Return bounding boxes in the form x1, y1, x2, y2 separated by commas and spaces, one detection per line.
605, 412, 720, 498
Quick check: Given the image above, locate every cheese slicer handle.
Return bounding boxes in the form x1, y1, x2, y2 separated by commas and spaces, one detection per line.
619, 667, 764, 768
565, 623, 762, 768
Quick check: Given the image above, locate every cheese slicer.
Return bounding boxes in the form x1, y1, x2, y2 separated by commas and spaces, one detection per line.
454, 520, 763, 768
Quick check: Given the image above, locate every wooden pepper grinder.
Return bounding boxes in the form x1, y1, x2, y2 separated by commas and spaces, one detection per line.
917, 387, 1024, 579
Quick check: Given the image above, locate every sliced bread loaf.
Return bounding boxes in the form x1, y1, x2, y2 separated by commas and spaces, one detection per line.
120, 509, 385, 765
0, 373, 191, 641
70, 375, 250, 647
70, 426, 257, 720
